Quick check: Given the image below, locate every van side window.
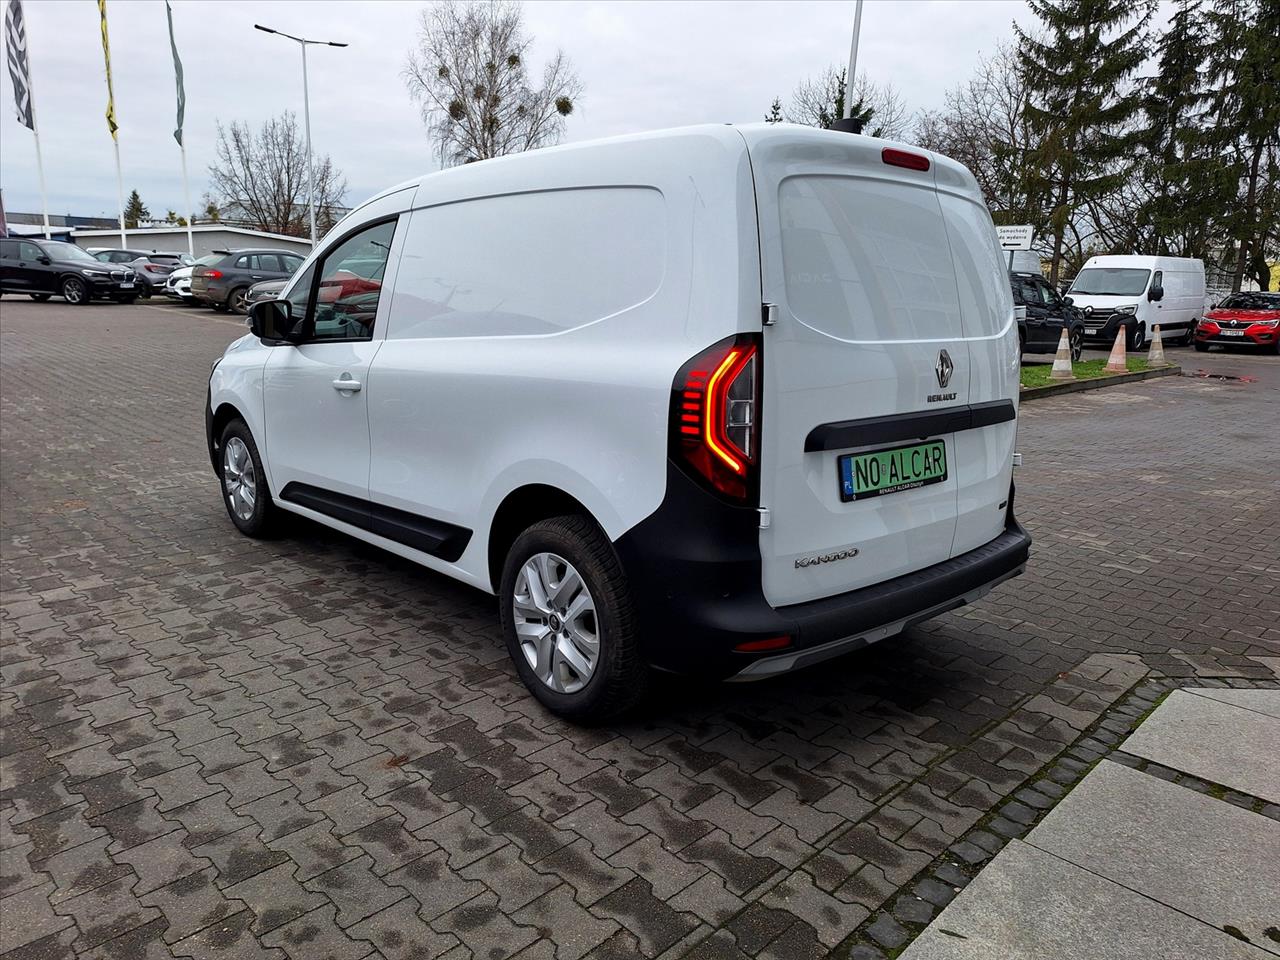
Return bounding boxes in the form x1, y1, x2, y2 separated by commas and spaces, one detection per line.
306, 219, 397, 342
389, 188, 664, 340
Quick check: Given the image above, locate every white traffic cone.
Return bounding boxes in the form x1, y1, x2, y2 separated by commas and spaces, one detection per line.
1050, 327, 1075, 380
1147, 324, 1166, 366
1105, 327, 1128, 373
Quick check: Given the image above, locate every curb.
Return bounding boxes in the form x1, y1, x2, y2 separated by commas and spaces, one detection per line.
1020, 364, 1182, 402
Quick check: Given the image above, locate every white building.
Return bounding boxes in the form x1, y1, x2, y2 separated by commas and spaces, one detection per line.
70, 224, 313, 259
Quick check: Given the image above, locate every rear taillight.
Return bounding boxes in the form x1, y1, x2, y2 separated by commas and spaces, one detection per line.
204, 269, 223, 279
144, 264, 167, 273
670, 335, 760, 502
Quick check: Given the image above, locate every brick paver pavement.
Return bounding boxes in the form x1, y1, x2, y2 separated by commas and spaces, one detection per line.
2, 300, 1277, 959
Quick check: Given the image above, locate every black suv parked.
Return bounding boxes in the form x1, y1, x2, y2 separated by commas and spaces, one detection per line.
0, 238, 139, 305
92, 249, 191, 297
191, 248, 305, 313
1010, 270, 1084, 360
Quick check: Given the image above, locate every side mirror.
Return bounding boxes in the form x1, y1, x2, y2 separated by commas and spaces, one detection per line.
1063, 296, 1074, 306
38, 255, 52, 265
249, 299, 297, 342
1149, 286, 1164, 302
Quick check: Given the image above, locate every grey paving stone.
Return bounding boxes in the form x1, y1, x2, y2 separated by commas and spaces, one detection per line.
1187, 687, 1280, 720
1120, 690, 1280, 804
899, 840, 1268, 960
1027, 759, 1280, 952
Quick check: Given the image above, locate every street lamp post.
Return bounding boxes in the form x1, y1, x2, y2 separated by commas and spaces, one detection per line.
254, 24, 347, 245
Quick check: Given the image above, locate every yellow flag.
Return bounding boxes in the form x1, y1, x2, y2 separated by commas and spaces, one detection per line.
98, 0, 118, 141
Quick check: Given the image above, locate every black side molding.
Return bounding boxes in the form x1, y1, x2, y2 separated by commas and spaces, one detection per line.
804, 399, 1016, 453
280, 483, 472, 563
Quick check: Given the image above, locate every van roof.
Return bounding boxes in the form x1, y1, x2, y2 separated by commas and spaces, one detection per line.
1082, 255, 1204, 271
356, 122, 981, 212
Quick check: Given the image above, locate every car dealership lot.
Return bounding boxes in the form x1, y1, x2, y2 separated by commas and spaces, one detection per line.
2, 300, 1277, 960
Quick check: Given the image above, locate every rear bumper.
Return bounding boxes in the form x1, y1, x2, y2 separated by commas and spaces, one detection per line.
613, 463, 1030, 680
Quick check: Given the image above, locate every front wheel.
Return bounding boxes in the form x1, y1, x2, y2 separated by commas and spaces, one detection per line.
500, 515, 647, 722
218, 420, 278, 538
29, 293, 52, 302
61, 276, 89, 305
1069, 327, 1084, 362
1127, 322, 1146, 352
1193, 340, 1209, 352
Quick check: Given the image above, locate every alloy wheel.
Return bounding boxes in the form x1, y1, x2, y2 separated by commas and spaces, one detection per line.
512, 552, 599, 694
1069, 328, 1083, 362
231, 289, 249, 314
62, 278, 86, 304
222, 437, 257, 522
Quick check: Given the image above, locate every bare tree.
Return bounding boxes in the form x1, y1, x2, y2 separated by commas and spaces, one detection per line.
405, 1, 582, 166
780, 67, 910, 139
208, 112, 347, 238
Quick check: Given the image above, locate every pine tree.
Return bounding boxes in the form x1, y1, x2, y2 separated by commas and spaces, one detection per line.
1139, 0, 1231, 258
1015, 0, 1156, 284
1203, 0, 1280, 291
123, 189, 150, 229
765, 97, 784, 124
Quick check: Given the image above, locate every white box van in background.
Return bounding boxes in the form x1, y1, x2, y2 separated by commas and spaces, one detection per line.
1067, 255, 1205, 349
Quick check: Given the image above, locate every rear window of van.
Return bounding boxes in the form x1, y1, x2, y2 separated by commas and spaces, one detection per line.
779, 176, 961, 342
389, 187, 664, 339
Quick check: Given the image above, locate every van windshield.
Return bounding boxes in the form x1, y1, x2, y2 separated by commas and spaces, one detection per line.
1069, 268, 1150, 296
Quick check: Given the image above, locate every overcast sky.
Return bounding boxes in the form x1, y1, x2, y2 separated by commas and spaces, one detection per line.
0, 0, 1105, 219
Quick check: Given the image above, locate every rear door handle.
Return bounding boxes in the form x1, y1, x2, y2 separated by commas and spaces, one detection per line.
332, 378, 362, 393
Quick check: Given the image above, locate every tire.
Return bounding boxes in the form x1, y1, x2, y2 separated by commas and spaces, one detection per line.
28, 293, 51, 302
1017, 329, 1026, 356
1193, 340, 1208, 352
500, 515, 647, 722
114, 295, 137, 305
1127, 322, 1146, 352
218, 419, 278, 538
227, 287, 250, 315
1069, 327, 1084, 362
212, 301, 229, 313
61, 276, 89, 305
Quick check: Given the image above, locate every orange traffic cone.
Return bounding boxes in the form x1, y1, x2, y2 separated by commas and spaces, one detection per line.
1147, 324, 1167, 366
1050, 327, 1075, 380
1105, 327, 1128, 373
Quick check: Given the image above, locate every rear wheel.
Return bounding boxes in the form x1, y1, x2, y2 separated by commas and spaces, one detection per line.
29, 293, 51, 302
1127, 322, 1146, 352
218, 420, 278, 538
500, 515, 647, 722
61, 276, 89, 305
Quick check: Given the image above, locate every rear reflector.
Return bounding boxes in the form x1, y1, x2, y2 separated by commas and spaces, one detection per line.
735, 635, 793, 653
882, 147, 930, 172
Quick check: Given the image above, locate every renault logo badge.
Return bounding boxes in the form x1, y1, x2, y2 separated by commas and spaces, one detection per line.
935, 350, 954, 390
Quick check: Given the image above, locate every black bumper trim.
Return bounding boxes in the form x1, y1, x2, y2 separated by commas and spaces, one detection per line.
613, 461, 1030, 679
805, 400, 1016, 453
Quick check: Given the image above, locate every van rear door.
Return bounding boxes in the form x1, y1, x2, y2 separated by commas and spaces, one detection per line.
740, 128, 1017, 609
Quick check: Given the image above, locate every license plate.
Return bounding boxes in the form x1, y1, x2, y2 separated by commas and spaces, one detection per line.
119, 282, 134, 289
839, 439, 947, 502
1221, 330, 1245, 337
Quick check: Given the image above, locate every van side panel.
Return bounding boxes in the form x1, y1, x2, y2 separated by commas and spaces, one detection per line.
365, 129, 761, 591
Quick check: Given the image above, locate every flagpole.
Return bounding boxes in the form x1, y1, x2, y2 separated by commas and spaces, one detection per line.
112, 138, 126, 248
30, 99, 51, 240
179, 142, 193, 256
17, 1, 51, 238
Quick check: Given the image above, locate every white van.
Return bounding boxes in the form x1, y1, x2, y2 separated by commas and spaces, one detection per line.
1067, 255, 1205, 348
205, 124, 1030, 720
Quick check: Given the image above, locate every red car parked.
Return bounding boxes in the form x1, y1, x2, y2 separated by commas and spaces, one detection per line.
1195, 292, 1280, 353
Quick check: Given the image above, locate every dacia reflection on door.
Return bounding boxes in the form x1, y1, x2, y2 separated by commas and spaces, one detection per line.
262, 218, 401, 502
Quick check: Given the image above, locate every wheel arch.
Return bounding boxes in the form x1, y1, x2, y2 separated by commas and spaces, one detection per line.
487, 484, 600, 593
209, 401, 249, 476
